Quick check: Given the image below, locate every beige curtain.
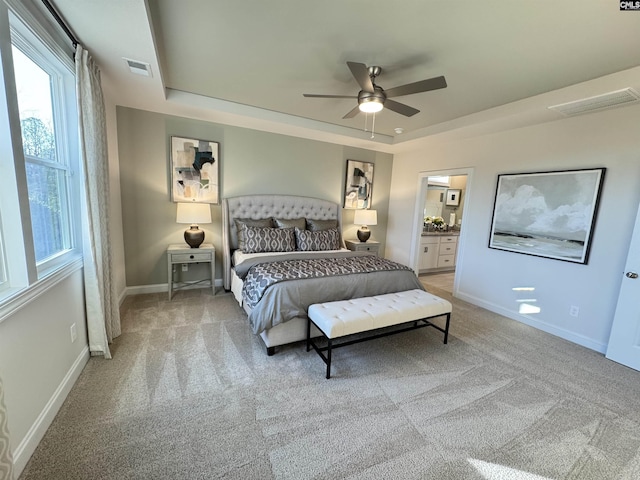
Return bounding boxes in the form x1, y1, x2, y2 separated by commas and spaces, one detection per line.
0, 375, 13, 480
76, 45, 121, 358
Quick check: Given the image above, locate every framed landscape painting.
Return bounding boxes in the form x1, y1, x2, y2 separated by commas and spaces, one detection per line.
170, 136, 219, 204
488, 168, 606, 264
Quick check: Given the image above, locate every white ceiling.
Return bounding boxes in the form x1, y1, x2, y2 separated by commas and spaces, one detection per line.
51, 0, 640, 146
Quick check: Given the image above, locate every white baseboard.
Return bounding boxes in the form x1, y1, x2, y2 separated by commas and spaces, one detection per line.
12, 346, 89, 477
118, 287, 128, 306
124, 279, 223, 298
125, 283, 167, 296
455, 290, 607, 354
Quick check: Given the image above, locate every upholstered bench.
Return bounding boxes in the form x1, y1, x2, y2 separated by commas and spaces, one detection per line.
306, 289, 452, 378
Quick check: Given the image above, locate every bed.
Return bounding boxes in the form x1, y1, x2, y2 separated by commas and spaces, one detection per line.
222, 194, 424, 354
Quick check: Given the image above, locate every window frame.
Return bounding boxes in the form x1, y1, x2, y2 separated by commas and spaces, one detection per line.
0, 2, 82, 313
0, 227, 6, 291
11, 25, 80, 276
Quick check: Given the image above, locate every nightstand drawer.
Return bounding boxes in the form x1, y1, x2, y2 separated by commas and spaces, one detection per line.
171, 253, 211, 263
344, 239, 380, 256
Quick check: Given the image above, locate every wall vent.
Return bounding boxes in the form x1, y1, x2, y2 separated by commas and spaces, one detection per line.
548, 88, 640, 117
123, 58, 152, 77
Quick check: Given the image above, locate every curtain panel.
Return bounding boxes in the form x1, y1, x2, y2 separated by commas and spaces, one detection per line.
0, 375, 13, 480
75, 45, 121, 358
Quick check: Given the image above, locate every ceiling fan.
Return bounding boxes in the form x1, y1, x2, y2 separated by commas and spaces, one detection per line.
303, 61, 447, 119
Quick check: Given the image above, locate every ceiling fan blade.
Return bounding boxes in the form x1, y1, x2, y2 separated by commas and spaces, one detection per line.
303, 94, 358, 98
342, 105, 361, 119
384, 99, 420, 117
384, 75, 447, 98
347, 61, 374, 92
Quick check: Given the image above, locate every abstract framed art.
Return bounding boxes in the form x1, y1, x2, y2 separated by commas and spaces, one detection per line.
488, 168, 606, 264
170, 136, 220, 204
446, 188, 461, 206
344, 160, 374, 209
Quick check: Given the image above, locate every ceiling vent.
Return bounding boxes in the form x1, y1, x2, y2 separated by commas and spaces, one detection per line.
548, 88, 640, 117
123, 58, 152, 77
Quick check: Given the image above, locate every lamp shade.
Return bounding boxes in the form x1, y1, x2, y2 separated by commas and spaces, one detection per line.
353, 209, 377, 226
176, 202, 212, 224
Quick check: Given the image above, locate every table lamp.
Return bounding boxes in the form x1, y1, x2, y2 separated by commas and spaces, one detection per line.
354, 209, 377, 243
176, 202, 212, 248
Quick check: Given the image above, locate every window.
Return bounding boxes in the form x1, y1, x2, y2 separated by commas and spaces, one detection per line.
0, 2, 81, 307
12, 43, 73, 264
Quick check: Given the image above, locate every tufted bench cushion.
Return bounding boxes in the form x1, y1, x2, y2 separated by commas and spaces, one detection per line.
308, 289, 452, 339
307, 289, 452, 378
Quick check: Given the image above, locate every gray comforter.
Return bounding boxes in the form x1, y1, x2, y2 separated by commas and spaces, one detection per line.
238, 252, 424, 334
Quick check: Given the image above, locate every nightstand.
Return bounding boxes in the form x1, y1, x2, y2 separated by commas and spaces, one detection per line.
345, 239, 380, 256
167, 243, 215, 300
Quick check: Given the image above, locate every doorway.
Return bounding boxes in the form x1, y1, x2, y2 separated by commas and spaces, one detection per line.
411, 167, 474, 297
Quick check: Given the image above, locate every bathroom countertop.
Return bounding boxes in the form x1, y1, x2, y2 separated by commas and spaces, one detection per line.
421, 231, 460, 236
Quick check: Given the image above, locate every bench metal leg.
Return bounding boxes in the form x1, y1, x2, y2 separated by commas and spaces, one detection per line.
444, 312, 450, 344
326, 339, 332, 379
307, 311, 451, 378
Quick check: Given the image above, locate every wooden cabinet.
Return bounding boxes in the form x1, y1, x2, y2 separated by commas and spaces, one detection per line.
419, 235, 458, 273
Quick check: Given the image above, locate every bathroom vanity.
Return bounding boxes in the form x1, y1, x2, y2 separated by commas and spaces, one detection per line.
419, 232, 459, 273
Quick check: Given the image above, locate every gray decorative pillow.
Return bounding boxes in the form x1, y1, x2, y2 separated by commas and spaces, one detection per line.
306, 218, 338, 231
242, 226, 296, 253
295, 227, 341, 251
274, 217, 306, 230
235, 217, 273, 250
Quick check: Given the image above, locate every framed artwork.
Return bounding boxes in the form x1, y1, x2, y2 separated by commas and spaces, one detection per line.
488, 168, 605, 264
170, 136, 219, 204
344, 160, 374, 209
446, 189, 461, 206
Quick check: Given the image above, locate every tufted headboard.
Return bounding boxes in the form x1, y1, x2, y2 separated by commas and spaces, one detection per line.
222, 194, 342, 290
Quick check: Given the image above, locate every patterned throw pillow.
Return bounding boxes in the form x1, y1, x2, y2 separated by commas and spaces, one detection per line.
235, 217, 273, 250
295, 227, 341, 251
242, 226, 296, 253
273, 217, 306, 230
305, 218, 338, 231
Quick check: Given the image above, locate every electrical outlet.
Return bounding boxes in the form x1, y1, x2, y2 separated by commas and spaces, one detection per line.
182, 263, 188, 272
70, 323, 77, 342
569, 305, 579, 317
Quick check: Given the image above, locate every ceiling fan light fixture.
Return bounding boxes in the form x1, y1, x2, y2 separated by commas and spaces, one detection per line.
359, 98, 383, 113
303, 61, 447, 120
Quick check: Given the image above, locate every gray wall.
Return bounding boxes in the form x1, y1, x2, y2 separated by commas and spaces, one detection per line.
0, 268, 88, 473
116, 107, 393, 287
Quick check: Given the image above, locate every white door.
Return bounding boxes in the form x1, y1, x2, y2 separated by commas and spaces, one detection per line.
606, 201, 640, 371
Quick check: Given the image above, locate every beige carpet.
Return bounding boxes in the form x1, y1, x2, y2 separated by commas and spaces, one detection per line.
18, 285, 640, 480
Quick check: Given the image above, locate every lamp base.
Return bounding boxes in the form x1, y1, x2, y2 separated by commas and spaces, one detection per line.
357, 228, 371, 243
184, 225, 204, 248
